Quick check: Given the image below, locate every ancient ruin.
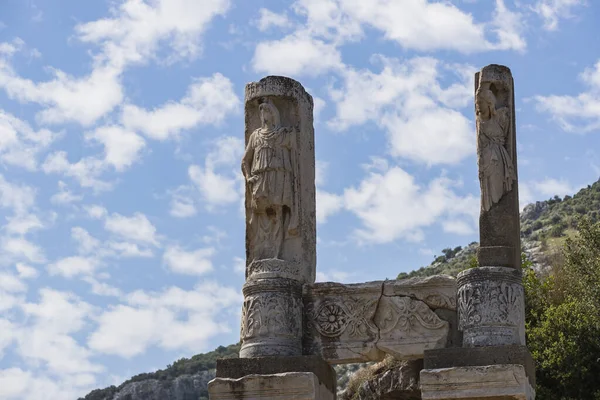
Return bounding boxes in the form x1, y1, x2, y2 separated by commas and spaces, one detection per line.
208, 66, 535, 399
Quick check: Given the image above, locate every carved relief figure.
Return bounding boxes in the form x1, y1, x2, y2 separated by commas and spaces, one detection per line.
476, 83, 516, 212
242, 100, 299, 261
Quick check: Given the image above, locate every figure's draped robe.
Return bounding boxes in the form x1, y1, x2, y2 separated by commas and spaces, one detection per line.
478, 107, 516, 212
246, 127, 299, 261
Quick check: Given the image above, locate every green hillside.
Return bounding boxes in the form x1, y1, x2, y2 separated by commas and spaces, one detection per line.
83, 179, 600, 400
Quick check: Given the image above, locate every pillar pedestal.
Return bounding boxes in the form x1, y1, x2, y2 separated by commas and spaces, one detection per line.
209, 356, 336, 400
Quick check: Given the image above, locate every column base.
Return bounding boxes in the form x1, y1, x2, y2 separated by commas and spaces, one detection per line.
208, 371, 335, 400
420, 364, 534, 400
420, 346, 535, 400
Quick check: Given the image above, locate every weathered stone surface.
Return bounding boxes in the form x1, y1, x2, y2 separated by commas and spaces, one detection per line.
475, 64, 521, 269
383, 275, 457, 311
375, 296, 448, 360
243, 76, 315, 284
420, 364, 535, 400
303, 281, 383, 363
303, 278, 452, 363
423, 345, 535, 387
208, 372, 334, 400
240, 278, 303, 357
457, 267, 525, 347
216, 356, 336, 394
340, 360, 423, 400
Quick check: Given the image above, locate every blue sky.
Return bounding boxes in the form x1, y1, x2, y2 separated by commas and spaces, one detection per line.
0, 0, 599, 398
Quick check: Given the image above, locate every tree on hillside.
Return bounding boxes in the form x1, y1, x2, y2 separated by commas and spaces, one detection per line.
524, 217, 600, 400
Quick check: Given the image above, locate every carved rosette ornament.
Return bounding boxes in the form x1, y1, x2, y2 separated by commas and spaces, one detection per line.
457, 266, 525, 347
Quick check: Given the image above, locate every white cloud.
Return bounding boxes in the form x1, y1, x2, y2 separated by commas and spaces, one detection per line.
75, 0, 231, 69
0, 61, 123, 126
15, 263, 38, 279
121, 73, 240, 140
255, 8, 291, 31
532, 177, 577, 198
88, 282, 240, 358
42, 151, 112, 192
163, 245, 215, 275
232, 256, 245, 275
0, 110, 58, 170
489, 0, 526, 52
532, 0, 585, 31
18, 289, 101, 379
86, 126, 146, 171
104, 212, 159, 246
253, 32, 342, 76
316, 269, 353, 283
329, 56, 475, 165
185, 136, 244, 210
4, 214, 44, 235
0, 272, 27, 293
50, 181, 84, 205
343, 166, 477, 244
169, 193, 197, 218
316, 190, 343, 224
0, 174, 36, 214
534, 60, 600, 133
47, 256, 98, 278
1, 237, 45, 264
442, 219, 476, 235
85, 205, 108, 219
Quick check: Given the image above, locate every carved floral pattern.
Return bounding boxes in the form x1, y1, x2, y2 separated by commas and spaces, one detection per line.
307, 297, 378, 339
458, 281, 523, 331
240, 292, 302, 340
376, 297, 446, 334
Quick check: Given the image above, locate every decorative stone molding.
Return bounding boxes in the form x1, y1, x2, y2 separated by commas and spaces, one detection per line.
246, 258, 302, 281
240, 278, 303, 357
303, 282, 382, 363
457, 266, 525, 347
303, 278, 452, 363
375, 296, 448, 359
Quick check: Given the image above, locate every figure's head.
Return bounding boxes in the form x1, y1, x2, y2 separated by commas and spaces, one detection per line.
475, 87, 496, 117
259, 101, 281, 129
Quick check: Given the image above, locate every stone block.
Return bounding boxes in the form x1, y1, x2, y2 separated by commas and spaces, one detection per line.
423, 345, 535, 387
420, 364, 535, 400
375, 295, 448, 360
216, 356, 336, 394
303, 278, 452, 363
383, 275, 457, 311
208, 372, 334, 400
303, 281, 383, 363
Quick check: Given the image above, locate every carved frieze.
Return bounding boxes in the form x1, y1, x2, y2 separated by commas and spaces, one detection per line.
457, 267, 525, 347
240, 279, 303, 357
375, 296, 448, 359
303, 277, 454, 364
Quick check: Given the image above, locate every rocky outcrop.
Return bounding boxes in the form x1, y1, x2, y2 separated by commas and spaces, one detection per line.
81, 370, 215, 400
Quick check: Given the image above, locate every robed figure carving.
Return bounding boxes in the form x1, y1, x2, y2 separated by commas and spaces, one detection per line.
242, 100, 299, 262
476, 83, 516, 212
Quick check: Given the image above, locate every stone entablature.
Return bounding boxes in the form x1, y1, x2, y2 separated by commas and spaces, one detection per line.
303, 276, 456, 364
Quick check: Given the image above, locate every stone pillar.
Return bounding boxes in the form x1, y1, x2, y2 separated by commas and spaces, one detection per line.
239, 76, 316, 358
421, 65, 535, 399
462, 64, 524, 347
